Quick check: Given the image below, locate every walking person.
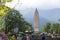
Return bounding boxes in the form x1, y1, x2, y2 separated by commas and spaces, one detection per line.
29, 34, 32, 40
26, 34, 30, 40
41, 33, 45, 40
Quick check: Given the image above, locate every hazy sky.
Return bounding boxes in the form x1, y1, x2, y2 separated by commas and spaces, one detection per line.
5, 0, 60, 22
6, 0, 60, 10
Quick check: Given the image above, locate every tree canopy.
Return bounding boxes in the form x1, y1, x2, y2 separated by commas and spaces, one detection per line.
42, 22, 60, 34
0, 5, 11, 31
0, 5, 11, 16
0, 0, 32, 34
42, 22, 51, 33
5, 9, 33, 33
0, 0, 12, 5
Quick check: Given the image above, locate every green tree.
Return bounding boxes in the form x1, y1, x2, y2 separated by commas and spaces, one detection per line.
42, 22, 51, 33
49, 23, 57, 33
22, 21, 33, 32
58, 26, 60, 33
0, 5, 11, 16
42, 22, 60, 34
0, 0, 12, 5
0, 0, 12, 31
50, 23, 60, 33
5, 9, 32, 33
0, 5, 11, 31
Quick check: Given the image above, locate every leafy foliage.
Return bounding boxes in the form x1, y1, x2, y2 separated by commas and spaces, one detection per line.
0, 5, 11, 31
0, 0, 32, 34
0, 19, 3, 25
5, 9, 32, 33
7, 0, 12, 2
42, 22, 51, 32
0, 0, 12, 5
0, 5, 11, 16
42, 22, 60, 34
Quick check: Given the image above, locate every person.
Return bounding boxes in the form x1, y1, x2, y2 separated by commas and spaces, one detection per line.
11, 35, 16, 40
47, 33, 52, 40
22, 36, 26, 40
2, 35, 8, 40
29, 34, 32, 40
0, 34, 2, 40
41, 33, 45, 40
1, 31, 8, 40
26, 35, 30, 40
17, 34, 23, 40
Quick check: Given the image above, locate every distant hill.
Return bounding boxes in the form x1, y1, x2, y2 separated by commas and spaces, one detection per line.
24, 16, 51, 31
20, 8, 60, 30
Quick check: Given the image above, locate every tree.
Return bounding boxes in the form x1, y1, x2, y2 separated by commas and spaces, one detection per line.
5, 9, 32, 33
49, 23, 57, 33
0, 0, 12, 5
42, 22, 60, 34
22, 21, 33, 32
0, 5, 11, 16
0, 0, 23, 34
58, 26, 60, 33
49, 23, 60, 33
0, 5, 11, 31
42, 22, 51, 33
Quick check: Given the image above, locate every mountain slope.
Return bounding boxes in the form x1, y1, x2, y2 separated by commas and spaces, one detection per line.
20, 8, 60, 30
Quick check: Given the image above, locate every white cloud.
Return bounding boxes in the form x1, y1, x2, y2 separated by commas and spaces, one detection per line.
6, 0, 60, 9
5, 0, 18, 8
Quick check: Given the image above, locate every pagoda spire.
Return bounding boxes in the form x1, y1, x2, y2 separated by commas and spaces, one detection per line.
34, 8, 39, 33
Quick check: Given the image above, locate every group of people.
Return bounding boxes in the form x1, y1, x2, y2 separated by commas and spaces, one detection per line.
22, 33, 46, 40
23, 33, 52, 40
0, 30, 8, 40
0, 30, 22, 40
0, 30, 52, 40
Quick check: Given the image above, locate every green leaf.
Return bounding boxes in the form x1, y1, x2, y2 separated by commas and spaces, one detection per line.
7, 0, 12, 2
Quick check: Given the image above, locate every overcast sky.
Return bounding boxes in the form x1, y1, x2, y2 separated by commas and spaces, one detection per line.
5, 0, 60, 10
5, 0, 60, 22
